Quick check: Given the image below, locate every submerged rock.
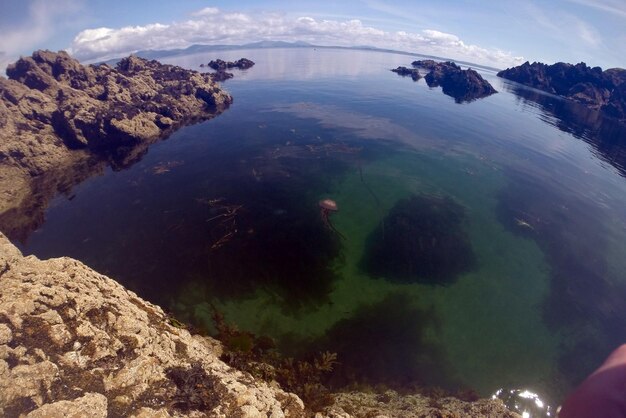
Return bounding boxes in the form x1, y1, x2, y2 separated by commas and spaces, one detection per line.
497, 61, 626, 122
391, 66, 422, 81
412, 60, 498, 102
209, 70, 234, 82
0, 50, 232, 239
362, 194, 475, 284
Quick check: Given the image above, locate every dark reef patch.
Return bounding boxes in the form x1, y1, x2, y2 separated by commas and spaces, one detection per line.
362, 194, 476, 285
298, 293, 454, 390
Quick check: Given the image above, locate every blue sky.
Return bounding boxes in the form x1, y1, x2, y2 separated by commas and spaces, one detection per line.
1, 0, 624, 70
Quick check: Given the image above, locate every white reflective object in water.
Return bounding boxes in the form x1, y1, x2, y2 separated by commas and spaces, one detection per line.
493, 388, 552, 417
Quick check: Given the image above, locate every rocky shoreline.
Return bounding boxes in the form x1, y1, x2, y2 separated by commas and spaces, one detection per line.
497, 61, 626, 122
0, 233, 519, 417
0, 50, 232, 240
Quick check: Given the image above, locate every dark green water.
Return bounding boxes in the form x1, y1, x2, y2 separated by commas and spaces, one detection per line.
13, 48, 626, 405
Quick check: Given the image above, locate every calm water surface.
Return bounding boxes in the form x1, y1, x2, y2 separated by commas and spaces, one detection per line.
15, 48, 626, 404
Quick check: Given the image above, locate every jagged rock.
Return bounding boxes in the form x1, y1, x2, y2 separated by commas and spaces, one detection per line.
411, 59, 439, 71
391, 66, 421, 81
207, 58, 255, 71
0, 50, 232, 239
497, 61, 626, 122
0, 232, 305, 417
410, 60, 497, 103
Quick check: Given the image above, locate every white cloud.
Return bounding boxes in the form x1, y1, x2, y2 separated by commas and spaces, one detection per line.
191, 7, 220, 17
69, 7, 524, 68
0, 0, 84, 71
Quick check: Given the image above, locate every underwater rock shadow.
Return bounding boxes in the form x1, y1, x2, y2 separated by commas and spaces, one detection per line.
361, 194, 476, 285
293, 293, 459, 391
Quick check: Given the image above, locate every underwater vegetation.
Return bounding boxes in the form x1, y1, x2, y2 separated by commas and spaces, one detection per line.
210, 308, 337, 414
301, 293, 455, 391
362, 194, 476, 285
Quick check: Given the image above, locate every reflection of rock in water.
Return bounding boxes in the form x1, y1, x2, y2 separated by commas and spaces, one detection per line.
496, 172, 626, 394
503, 82, 626, 177
362, 194, 475, 285
301, 293, 455, 390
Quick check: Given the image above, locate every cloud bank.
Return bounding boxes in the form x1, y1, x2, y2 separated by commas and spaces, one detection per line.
69, 8, 524, 68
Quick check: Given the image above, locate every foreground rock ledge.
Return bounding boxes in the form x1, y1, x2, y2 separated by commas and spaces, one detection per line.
0, 233, 518, 417
0, 50, 232, 239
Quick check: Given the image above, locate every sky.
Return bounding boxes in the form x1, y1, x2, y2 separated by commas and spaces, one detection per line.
0, 0, 624, 71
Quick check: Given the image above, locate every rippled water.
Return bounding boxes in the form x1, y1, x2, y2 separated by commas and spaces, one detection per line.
12, 47, 626, 405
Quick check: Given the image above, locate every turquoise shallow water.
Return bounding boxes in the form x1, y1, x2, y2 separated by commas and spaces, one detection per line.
12, 47, 626, 404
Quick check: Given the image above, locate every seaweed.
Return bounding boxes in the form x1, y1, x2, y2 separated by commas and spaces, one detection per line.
210, 307, 337, 414
166, 363, 221, 413
362, 194, 476, 285
301, 293, 457, 392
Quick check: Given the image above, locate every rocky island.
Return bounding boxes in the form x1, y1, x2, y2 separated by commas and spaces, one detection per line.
0, 50, 232, 240
497, 61, 626, 122
207, 58, 255, 71
393, 60, 497, 103
414, 60, 498, 103
200, 58, 255, 83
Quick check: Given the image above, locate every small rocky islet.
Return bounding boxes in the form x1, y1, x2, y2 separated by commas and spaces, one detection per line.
392, 59, 498, 102
497, 61, 626, 122
200, 58, 256, 82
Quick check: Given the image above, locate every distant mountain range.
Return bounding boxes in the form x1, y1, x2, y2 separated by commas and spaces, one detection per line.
101, 40, 502, 73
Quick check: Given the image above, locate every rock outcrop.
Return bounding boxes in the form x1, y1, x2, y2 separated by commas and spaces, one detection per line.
0, 232, 305, 417
497, 61, 626, 122
0, 232, 520, 417
391, 66, 421, 81
0, 50, 232, 239
412, 60, 498, 103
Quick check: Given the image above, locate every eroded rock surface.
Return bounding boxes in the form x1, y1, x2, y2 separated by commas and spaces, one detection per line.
0, 232, 304, 417
497, 61, 626, 122
412, 60, 497, 103
0, 50, 232, 239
